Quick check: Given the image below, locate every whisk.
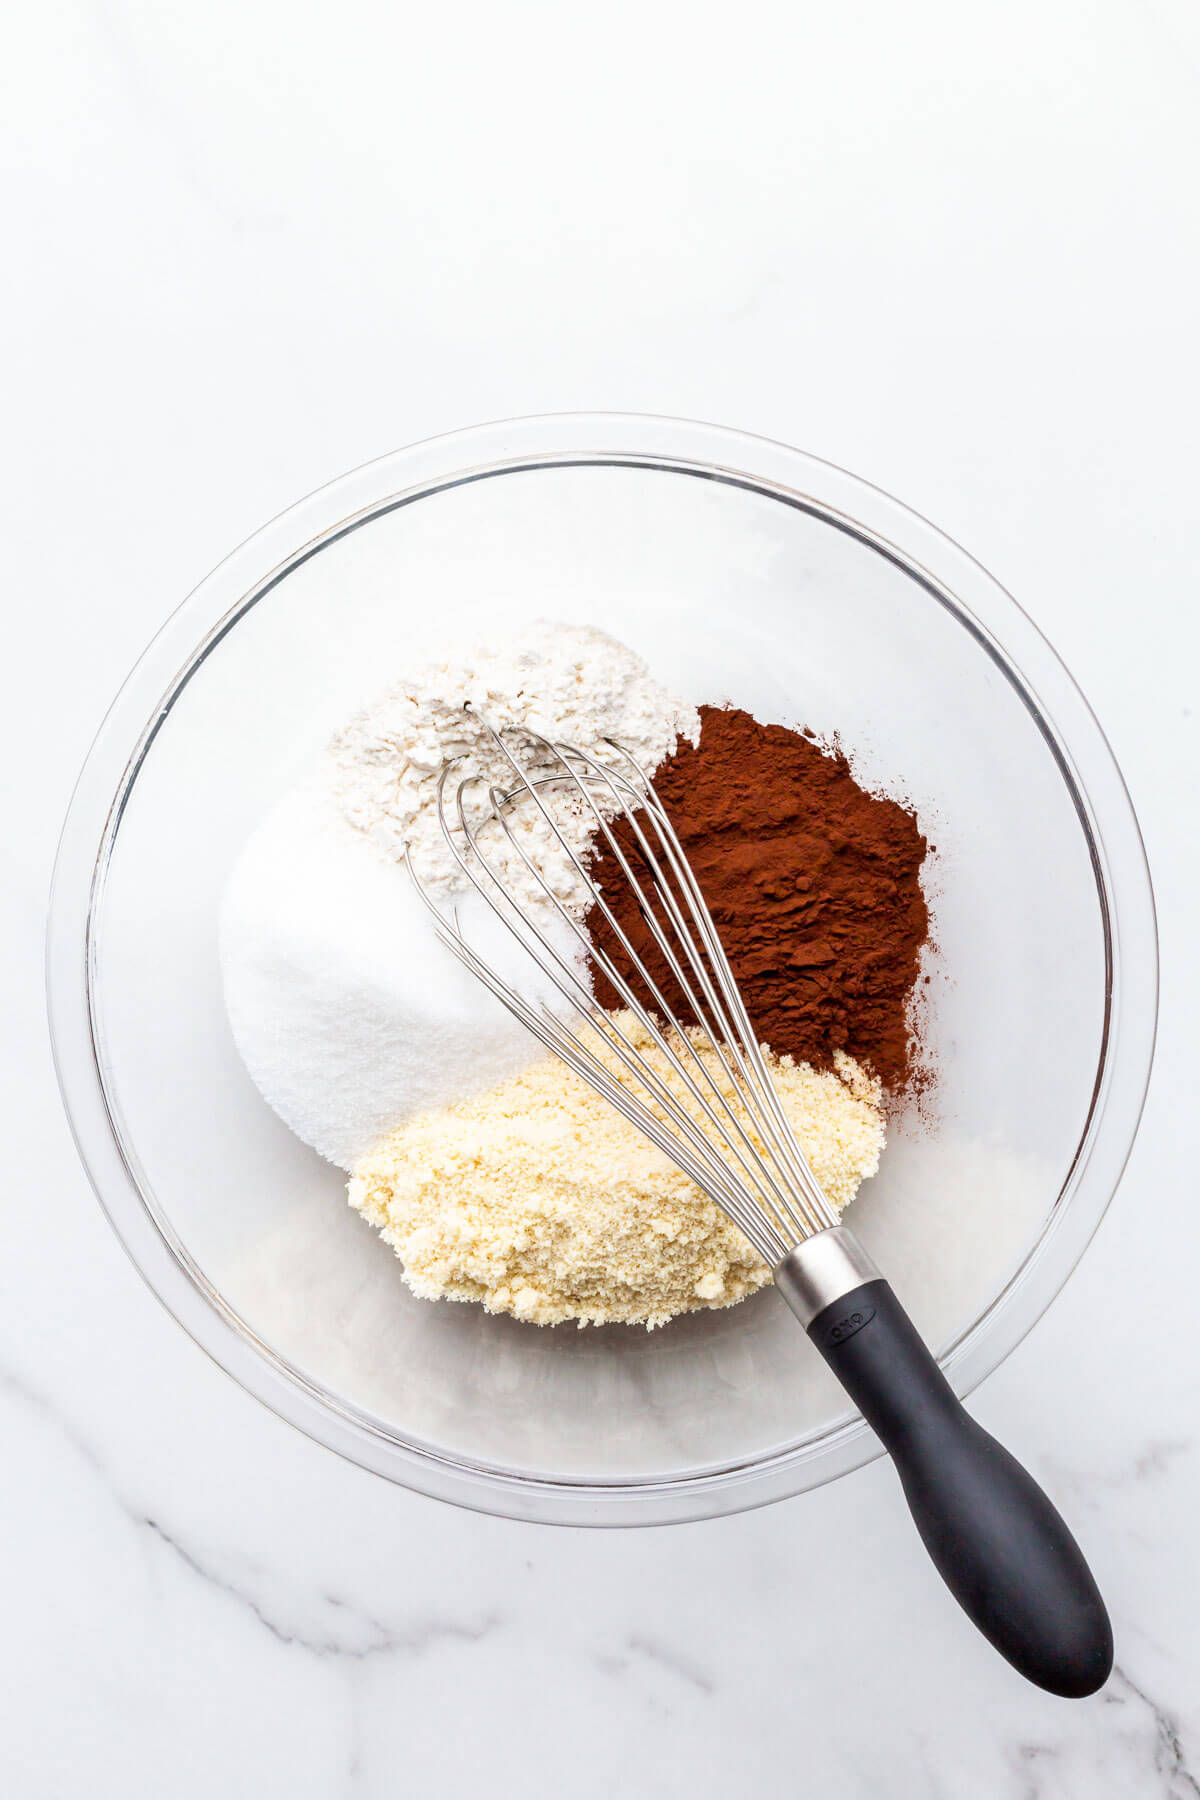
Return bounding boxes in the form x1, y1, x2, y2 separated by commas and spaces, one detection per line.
410, 719, 1112, 1698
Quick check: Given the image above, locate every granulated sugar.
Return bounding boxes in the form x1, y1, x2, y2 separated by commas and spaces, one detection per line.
220, 779, 582, 1169
349, 1012, 885, 1328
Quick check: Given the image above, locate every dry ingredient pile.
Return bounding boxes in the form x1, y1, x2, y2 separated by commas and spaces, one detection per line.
329, 620, 698, 915
221, 617, 931, 1331
220, 623, 697, 1166
351, 1015, 884, 1327
589, 705, 930, 1091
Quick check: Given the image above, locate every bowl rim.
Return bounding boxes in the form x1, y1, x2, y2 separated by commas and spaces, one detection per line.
46, 411, 1159, 1526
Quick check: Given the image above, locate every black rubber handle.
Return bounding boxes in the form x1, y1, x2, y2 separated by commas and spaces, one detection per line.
808, 1279, 1112, 1697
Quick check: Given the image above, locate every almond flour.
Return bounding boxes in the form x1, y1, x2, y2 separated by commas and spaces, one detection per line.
348, 1012, 885, 1328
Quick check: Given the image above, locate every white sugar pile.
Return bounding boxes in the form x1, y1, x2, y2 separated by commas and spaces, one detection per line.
220, 780, 580, 1168
220, 621, 697, 1170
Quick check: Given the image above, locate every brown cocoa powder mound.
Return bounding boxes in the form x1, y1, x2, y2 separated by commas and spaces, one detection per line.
586, 705, 929, 1090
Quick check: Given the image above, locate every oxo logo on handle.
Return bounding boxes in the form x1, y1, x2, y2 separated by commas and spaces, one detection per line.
822, 1303, 876, 1347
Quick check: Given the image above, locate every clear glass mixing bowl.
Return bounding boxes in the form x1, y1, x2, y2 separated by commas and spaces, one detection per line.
47, 415, 1157, 1525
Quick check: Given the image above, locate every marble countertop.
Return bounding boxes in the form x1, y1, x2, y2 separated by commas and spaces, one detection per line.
5, 2, 1199, 1793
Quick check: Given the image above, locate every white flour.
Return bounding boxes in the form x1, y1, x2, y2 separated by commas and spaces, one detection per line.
329, 620, 699, 914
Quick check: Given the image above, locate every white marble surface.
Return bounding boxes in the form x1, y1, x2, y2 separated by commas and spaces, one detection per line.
4, 2, 1200, 1792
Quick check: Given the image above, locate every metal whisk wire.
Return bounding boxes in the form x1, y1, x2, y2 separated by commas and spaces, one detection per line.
406, 719, 838, 1264
470, 740, 814, 1241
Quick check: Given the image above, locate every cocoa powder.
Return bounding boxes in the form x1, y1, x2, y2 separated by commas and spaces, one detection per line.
587, 706, 929, 1090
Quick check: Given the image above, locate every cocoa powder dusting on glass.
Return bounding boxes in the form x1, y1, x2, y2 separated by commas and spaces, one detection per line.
587, 705, 929, 1091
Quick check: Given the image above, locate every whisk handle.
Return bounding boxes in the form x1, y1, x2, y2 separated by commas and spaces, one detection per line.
805, 1274, 1112, 1697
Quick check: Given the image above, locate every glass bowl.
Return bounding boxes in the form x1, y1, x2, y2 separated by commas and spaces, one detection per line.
47, 414, 1157, 1526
